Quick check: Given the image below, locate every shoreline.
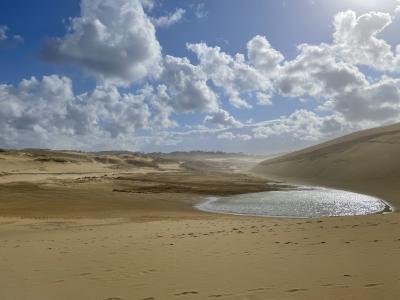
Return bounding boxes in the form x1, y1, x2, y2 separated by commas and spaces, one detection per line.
194, 186, 394, 219
250, 171, 400, 212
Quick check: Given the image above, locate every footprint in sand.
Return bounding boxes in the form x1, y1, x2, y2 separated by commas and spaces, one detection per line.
287, 288, 309, 293
54, 279, 65, 283
321, 283, 349, 288
174, 291, 199, 296
247, 287, 271, 292
364, 283, 383, 288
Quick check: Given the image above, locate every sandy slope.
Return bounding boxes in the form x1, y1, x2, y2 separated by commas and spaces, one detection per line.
253, 123, 400, 209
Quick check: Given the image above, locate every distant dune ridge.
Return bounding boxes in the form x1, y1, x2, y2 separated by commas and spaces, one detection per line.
253, 123, 400, 208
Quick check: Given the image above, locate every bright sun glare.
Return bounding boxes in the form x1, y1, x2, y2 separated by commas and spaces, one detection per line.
350, 0, 396, 10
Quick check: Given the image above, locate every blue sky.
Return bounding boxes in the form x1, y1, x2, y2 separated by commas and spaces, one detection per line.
1, 0, 400, 153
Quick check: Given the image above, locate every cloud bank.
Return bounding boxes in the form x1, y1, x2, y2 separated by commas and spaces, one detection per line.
2, 1, 400, 153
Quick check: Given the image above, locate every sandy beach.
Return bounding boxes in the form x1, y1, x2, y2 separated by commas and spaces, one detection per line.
1, 213, 400, 300
1, 143, 400, 300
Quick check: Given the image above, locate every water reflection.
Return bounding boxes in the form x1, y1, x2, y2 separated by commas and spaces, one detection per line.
196, 187, 391, 218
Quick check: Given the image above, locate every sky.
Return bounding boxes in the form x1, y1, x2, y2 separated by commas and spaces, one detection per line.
1, 0, 400, 154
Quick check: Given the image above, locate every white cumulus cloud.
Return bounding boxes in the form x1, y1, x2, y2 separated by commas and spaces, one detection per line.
159, 55, 219, 113
4, 4, 400, 153
187, 42, 274, 108
204, 109, 242, 127
152, 8, 185, 28
41, 0, 162, 86
333, 10, 396, 71
0, 75, 154, 149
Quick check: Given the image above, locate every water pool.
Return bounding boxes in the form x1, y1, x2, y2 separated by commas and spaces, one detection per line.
195, 187, 391, 218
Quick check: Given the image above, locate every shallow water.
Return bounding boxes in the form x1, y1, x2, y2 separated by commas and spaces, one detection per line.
196, 187, 390, 218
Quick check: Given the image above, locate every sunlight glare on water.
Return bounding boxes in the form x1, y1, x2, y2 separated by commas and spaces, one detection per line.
196, 187, 389, 218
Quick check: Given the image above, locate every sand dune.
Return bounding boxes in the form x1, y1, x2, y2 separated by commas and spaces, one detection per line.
0, 150, 271, 218
1, 141, 400, 299
253, 123, 400, 208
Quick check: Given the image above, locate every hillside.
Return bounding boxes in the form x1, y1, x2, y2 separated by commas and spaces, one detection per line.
253, 123, 400, 208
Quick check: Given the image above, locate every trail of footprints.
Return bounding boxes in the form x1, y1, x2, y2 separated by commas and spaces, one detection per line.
2, 218, 396, 300
105, 279, 385, 300
128, 219, 392, 299
151, 219, 400, 249
102, 275, 386, 300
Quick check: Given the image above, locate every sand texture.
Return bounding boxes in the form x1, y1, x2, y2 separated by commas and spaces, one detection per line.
1, 214, 400, 300
0, 142, 400, 299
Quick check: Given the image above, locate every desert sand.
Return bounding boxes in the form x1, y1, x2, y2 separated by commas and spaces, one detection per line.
1, 131, 400, 300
